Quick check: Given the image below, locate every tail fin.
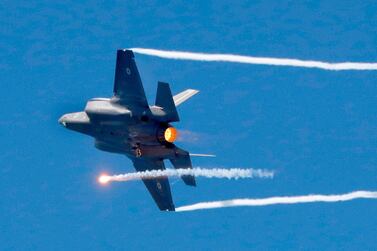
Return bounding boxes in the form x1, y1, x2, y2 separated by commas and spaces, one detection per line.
170, 147, 196, 186
155, 82, 179, 122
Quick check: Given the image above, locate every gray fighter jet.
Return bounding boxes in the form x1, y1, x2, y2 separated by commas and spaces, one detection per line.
59, 49, 199, 211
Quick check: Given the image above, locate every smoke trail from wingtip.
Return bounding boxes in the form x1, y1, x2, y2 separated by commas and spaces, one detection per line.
130, 48, 377, 71
101, 168, 274, 183
175, 190, 377, 212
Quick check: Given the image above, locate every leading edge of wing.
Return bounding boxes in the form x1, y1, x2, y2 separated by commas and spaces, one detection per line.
132, 158, 175, 211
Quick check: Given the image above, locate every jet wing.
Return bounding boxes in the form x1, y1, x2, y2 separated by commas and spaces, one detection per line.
132, 158, 175, 211
113, 50, 149, 110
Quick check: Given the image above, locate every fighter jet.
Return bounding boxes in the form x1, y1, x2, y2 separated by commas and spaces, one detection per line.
59, 50, 200, 211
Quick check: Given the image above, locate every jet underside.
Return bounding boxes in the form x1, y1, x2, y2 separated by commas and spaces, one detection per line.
59, 50, 199, 211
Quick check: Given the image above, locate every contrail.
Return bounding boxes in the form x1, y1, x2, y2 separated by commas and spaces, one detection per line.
130, 48, 377, 71
98, 168, 274, 184
175, 190, 377, 212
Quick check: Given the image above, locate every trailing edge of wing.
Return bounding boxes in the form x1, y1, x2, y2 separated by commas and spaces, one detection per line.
173, 89, 199, 106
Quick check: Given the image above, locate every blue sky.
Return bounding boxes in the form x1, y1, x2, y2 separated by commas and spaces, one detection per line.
1, 1, 377, 250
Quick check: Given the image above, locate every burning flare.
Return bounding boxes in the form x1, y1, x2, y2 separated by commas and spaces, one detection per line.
98, 174, 111, 184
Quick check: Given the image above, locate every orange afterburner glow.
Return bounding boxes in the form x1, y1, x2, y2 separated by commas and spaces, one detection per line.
164, 127, 177, 143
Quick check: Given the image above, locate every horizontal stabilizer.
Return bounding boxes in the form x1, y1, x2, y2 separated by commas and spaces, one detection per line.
170, 148, 196, 186
173, 89, 199, 106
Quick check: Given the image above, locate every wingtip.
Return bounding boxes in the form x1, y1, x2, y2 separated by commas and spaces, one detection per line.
188, 89, 199, 94
161, 205, 176, 212
117, 49, 135, 57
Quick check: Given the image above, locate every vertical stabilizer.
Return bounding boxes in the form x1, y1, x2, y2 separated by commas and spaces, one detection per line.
155, 82, 180, 122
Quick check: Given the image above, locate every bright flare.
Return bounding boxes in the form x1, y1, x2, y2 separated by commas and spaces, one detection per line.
98, 174, 111, 184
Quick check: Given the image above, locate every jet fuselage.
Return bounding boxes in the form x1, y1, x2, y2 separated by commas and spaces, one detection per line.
59, 97, 176, 159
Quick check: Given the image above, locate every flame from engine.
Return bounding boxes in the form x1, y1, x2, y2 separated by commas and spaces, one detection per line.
164, 127, 177, 143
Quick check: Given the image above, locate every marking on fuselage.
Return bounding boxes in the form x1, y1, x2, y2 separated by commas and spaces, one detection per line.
135, 148, 142, 157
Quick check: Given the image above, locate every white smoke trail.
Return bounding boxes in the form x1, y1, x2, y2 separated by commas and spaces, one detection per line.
175, 190, 377, 212
130, 48, 377, 71
99, 168, 274, 183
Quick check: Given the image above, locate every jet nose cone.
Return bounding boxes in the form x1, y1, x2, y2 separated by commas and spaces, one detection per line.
58, 115, 67, 127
